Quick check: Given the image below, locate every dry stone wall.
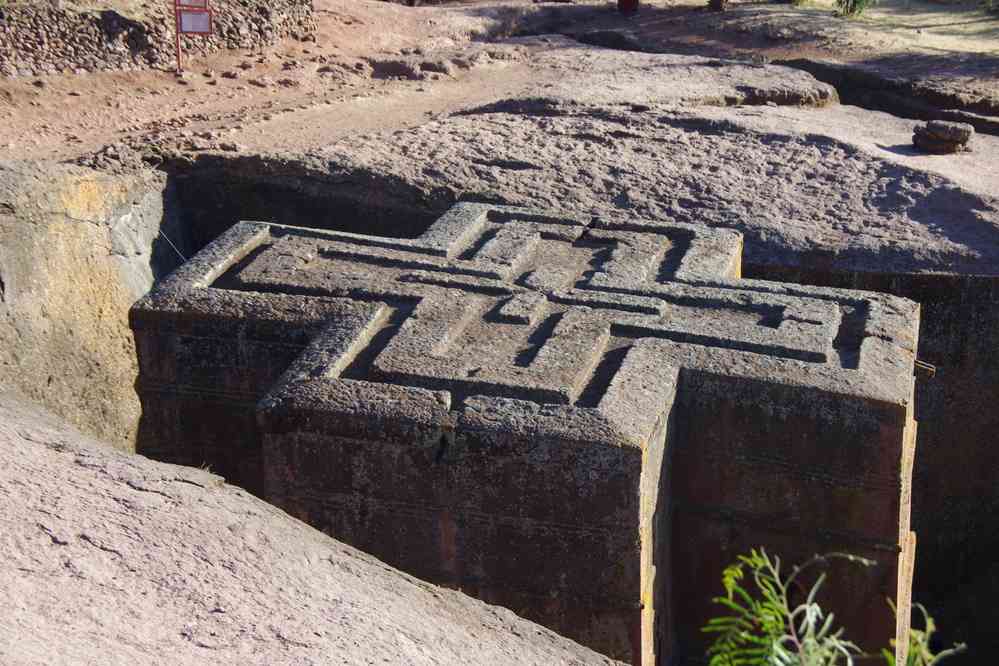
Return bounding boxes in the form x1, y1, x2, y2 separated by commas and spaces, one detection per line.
0, 0, 315, 78
131, 202, 919, 665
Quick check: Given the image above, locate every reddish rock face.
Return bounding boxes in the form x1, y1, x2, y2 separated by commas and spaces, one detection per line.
131, 202, 919, 665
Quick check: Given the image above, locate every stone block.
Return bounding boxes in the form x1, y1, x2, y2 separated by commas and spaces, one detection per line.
131, 203, 919, 664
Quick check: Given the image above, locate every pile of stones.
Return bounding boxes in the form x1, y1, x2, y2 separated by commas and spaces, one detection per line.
0, 0, 316, 78
912, 119, 975, 154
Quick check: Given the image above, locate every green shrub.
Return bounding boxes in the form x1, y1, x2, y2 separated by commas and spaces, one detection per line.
703, 550, 867, 665
703, 548, 967, 666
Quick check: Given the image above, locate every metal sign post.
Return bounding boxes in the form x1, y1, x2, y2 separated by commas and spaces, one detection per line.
174, 0, 213, 73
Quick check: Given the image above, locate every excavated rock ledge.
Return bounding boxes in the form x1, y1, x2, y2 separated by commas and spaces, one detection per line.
171, 105, 996, 278
521, 13, 999, 137
0, 392, 621, 666
503, 39, 839, 110
777, 58, 999, 137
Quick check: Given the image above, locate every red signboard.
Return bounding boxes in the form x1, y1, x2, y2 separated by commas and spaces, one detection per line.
173, 0, 212, 72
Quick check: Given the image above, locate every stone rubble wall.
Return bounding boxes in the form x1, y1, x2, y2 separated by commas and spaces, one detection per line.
0, 0, 315, 78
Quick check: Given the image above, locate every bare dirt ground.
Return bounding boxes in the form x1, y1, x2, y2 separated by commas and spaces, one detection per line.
2, 0, 997, 166
0, 1, 550, 161
0, 1, 495, 159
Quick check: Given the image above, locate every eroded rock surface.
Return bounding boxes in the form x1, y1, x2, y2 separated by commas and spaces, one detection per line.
284, 106, 999, 276
0, 392, 621, 666
155, 43, 995, 276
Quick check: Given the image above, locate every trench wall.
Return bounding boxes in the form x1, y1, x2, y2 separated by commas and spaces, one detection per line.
748, 264, 999, 660
0, 162, 187, 449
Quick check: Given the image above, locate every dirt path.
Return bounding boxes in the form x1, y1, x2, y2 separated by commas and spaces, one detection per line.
1, 1, 546, 161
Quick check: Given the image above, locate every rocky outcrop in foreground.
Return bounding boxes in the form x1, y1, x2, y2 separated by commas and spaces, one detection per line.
0, 393, 620, 666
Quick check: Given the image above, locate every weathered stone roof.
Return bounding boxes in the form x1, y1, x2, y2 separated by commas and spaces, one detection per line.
137, 202, 918, 447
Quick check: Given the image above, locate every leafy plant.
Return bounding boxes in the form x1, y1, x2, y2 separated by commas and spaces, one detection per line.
703, 549, 870, 665
703, 549, 967, 666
